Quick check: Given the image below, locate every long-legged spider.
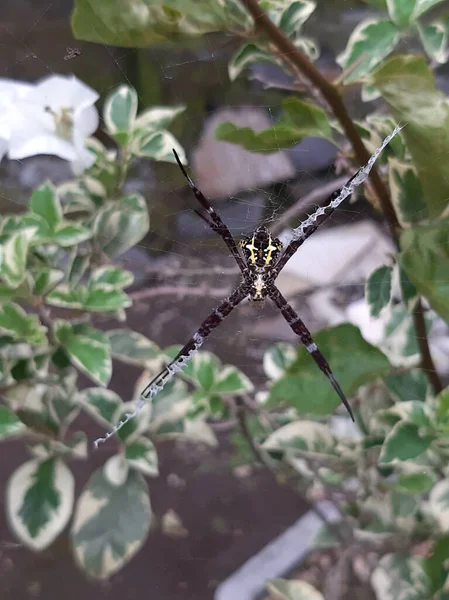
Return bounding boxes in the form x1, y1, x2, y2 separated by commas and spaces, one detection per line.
95, 125, 401, 446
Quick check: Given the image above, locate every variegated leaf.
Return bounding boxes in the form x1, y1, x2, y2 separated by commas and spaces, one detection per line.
417, 21, 448, 64
71, 468, 152, 579
0, 228, 36, 288
337, 19, 400, 83
379, 421, 433, 464
263, 343, 296, 380
133, 105, 185, 131
371, 553, 431, 600
429, 479, 449, 532
388, 158, 428, 226
104, 454, 129, 487
125, 438, 159, 477
107, 329, 161, 367
79, 387, 122, 425
0, 405, 26, 439
263, 421, 335, 455
90, 266, 134, 289
0, 302, 47, 345
29, 181, 62, 229
104, 85, 138, 134
266, 578, 324, 600
366, 265, 393, 317
7, 458, 74, 550
132, 129, 186, 164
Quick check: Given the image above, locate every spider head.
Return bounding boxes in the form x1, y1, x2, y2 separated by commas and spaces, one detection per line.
240, 226, 283, 268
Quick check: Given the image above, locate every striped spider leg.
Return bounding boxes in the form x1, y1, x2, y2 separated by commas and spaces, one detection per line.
94, 283, 250, 446
94, 126, 401, 446
172, 149, 248, 275
272, 123, 403, 278
267, 284, 354, 420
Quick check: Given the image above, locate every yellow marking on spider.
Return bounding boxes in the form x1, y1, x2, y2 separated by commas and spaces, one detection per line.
264, 235, 280, 265
245, 235, 258, 265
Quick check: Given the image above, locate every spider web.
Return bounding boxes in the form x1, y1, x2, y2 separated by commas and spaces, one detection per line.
0, 3, 444, 398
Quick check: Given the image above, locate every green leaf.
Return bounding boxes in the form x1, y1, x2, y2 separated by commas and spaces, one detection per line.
424, 535, 449, 594
228, 42, 276, 81
182, 352, 218, 390
417, 21, 448, 64
366, 265, 393, 317
414, 0, 447, 17
93, 193, 149, 257
337, 19, 400, 83
133, 105, 185, 131
0, 302, 47, 345
52, 222, 92, 246
386, 0, 416, 27
104, 85, 138, 134
132, 129, 186, 163
71, 467, 152, 579
429, 480, 449, 533
0, 405, 26, 439
0, 228, 36, 288
263, 420, 335, 456
379, 422, 432, 463
384, 369, 429, 402
372, 55, 449, 220
216, 97, 333, 153
266, 578, 324, 600
372, 553, 431, 600
388, 158, 428, 226
47, 283, 131, 312
7, 458, 74, 550
106, 329, 160, 367
79, 387, 122, 425
212, 365, 254, 395
90, 266, 134, 289
398, 265, 418, 309
400, 221, 449, 323
396, 469, 437, 494
268, 324, 391, 416
124, 438, 159, 477
263, 343, 297, 380
55, 322, 111, 386
33, 268, 64, 296
29, 182, 62, 229
71, 0, 252, 47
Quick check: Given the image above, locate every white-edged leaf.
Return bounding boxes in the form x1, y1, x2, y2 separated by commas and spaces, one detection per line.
78, 387, 122, 425
371, 553, 431, 600
0, 302, 47, 345
414, 0, 447, 18
132, 129, 186, 164
55, 322, 111, 386
386, 0, 415, 27
124, 437, 159, 476
266, 578, 324, 600
106, 329, 161, 367
388, 158, 428, 226
33, 267, 64, 296
53, 222, 92, 247
90, 266, 134, 289
93, 193, 149, 257
0, 405, 26, 439
366, 265, 393, 317
337, 19, 400, 83
277, 0, 317, 35
263, 343, 296, 380
0, 228, 36, 288
71, 467, 151, 579
263, 421, 335, 455
429, 479, 449, 532
181, 351, 219, 390
228, 42, 275, 81
7, 458, 74, 550
183, 419, 218, 447
104, 454, 129, 487
379, 421, 432, 464
133, 105, 185, 131
104, 84, 138, 134
213, 365, 254, 395
417, 21, 448, 64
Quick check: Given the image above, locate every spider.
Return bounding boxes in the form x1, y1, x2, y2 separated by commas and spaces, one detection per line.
94, 125, 401, 447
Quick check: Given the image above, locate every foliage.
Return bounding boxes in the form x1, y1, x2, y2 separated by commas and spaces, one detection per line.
0, 0, 448, 594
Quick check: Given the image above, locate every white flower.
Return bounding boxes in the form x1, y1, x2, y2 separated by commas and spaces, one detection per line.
7, 74, 99, 174
0, 79, 33, 162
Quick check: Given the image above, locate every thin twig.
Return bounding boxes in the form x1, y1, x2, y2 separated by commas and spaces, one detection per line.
412, 298, 443, 394
239, 0, 400, 241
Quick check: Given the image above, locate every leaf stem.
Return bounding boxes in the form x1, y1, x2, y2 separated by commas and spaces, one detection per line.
239, 0, 400, 241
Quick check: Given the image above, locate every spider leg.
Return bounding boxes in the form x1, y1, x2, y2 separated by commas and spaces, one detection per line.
173, 149, 247, 274
94, 282, 250, 447
267, 284, 354, 421
272, 125, 403, 277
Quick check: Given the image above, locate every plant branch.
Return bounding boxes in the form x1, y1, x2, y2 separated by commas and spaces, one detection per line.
239, 0, 400, 241
412, 298, 443, 394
